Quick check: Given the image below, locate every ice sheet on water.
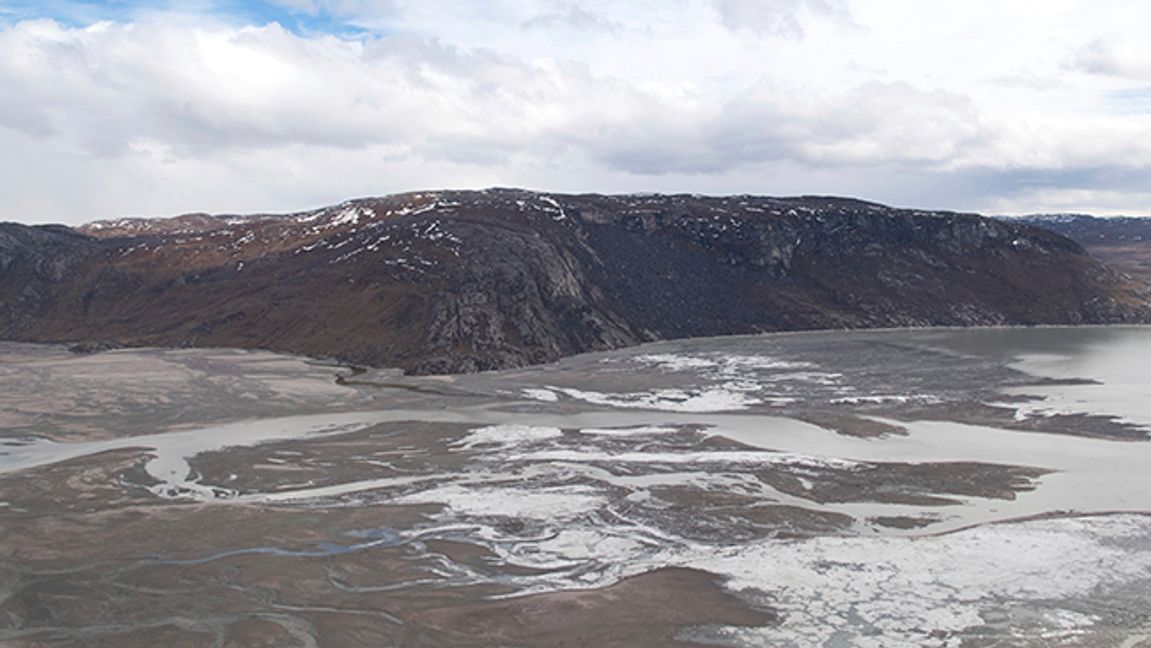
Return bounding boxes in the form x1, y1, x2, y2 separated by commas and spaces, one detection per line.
453, 424, 564, 450
696, 515, 1151, 648
393, 484, 606, 520
521, 388, 559, 402
553, 386, 762, 412
578, 426, 678, 437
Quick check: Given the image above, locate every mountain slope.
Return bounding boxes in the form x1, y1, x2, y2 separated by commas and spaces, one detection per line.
1010, 214, 1151, 286
2, 190, 1147, 374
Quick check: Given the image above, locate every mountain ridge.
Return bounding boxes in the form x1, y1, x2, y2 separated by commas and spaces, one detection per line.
1003, 213, 1151, 286
3, 189, 1148, 374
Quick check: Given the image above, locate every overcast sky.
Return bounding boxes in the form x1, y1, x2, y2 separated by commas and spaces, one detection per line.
3, 0, 1151, 224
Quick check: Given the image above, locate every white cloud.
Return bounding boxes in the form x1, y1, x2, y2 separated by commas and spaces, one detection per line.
1071, 35, 1151, 81
521, 3, 621, 33
714, 0, 852, 36
3, 1, 1151, 224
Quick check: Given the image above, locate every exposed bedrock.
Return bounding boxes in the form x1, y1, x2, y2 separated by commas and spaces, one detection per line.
2, 190, 1147, 374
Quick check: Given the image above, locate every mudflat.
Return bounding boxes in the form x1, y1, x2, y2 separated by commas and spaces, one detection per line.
3, 327, 1151, 646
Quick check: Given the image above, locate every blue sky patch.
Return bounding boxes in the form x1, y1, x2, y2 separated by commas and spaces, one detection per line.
0, 0, 374, 36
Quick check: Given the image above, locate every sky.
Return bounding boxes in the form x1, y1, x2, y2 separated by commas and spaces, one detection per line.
3, 0, 1151, 224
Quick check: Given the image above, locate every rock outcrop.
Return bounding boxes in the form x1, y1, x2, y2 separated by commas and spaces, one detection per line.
2, 190, 1147, 373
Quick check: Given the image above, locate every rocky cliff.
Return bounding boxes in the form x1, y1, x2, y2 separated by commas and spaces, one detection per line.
2, 190, 1147, 373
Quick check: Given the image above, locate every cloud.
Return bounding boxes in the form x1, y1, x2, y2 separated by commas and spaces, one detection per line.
522, 4, 620, 33
576, 79, 987, 177
1071, 35, 1151, 81
4, 2, 1151, 223
713, 0, 851, 36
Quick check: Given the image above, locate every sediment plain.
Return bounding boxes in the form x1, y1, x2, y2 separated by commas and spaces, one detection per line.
2, 326, 1151, 647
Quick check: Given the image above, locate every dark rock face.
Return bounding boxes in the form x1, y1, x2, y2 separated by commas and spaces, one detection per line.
1010, 214, 1151, 286
0, 224, 102, 332
2, 190, 1148, 374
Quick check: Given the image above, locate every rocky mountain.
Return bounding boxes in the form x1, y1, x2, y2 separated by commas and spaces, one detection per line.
1009, 214, 1151, 286
2, 190, 1148, 374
